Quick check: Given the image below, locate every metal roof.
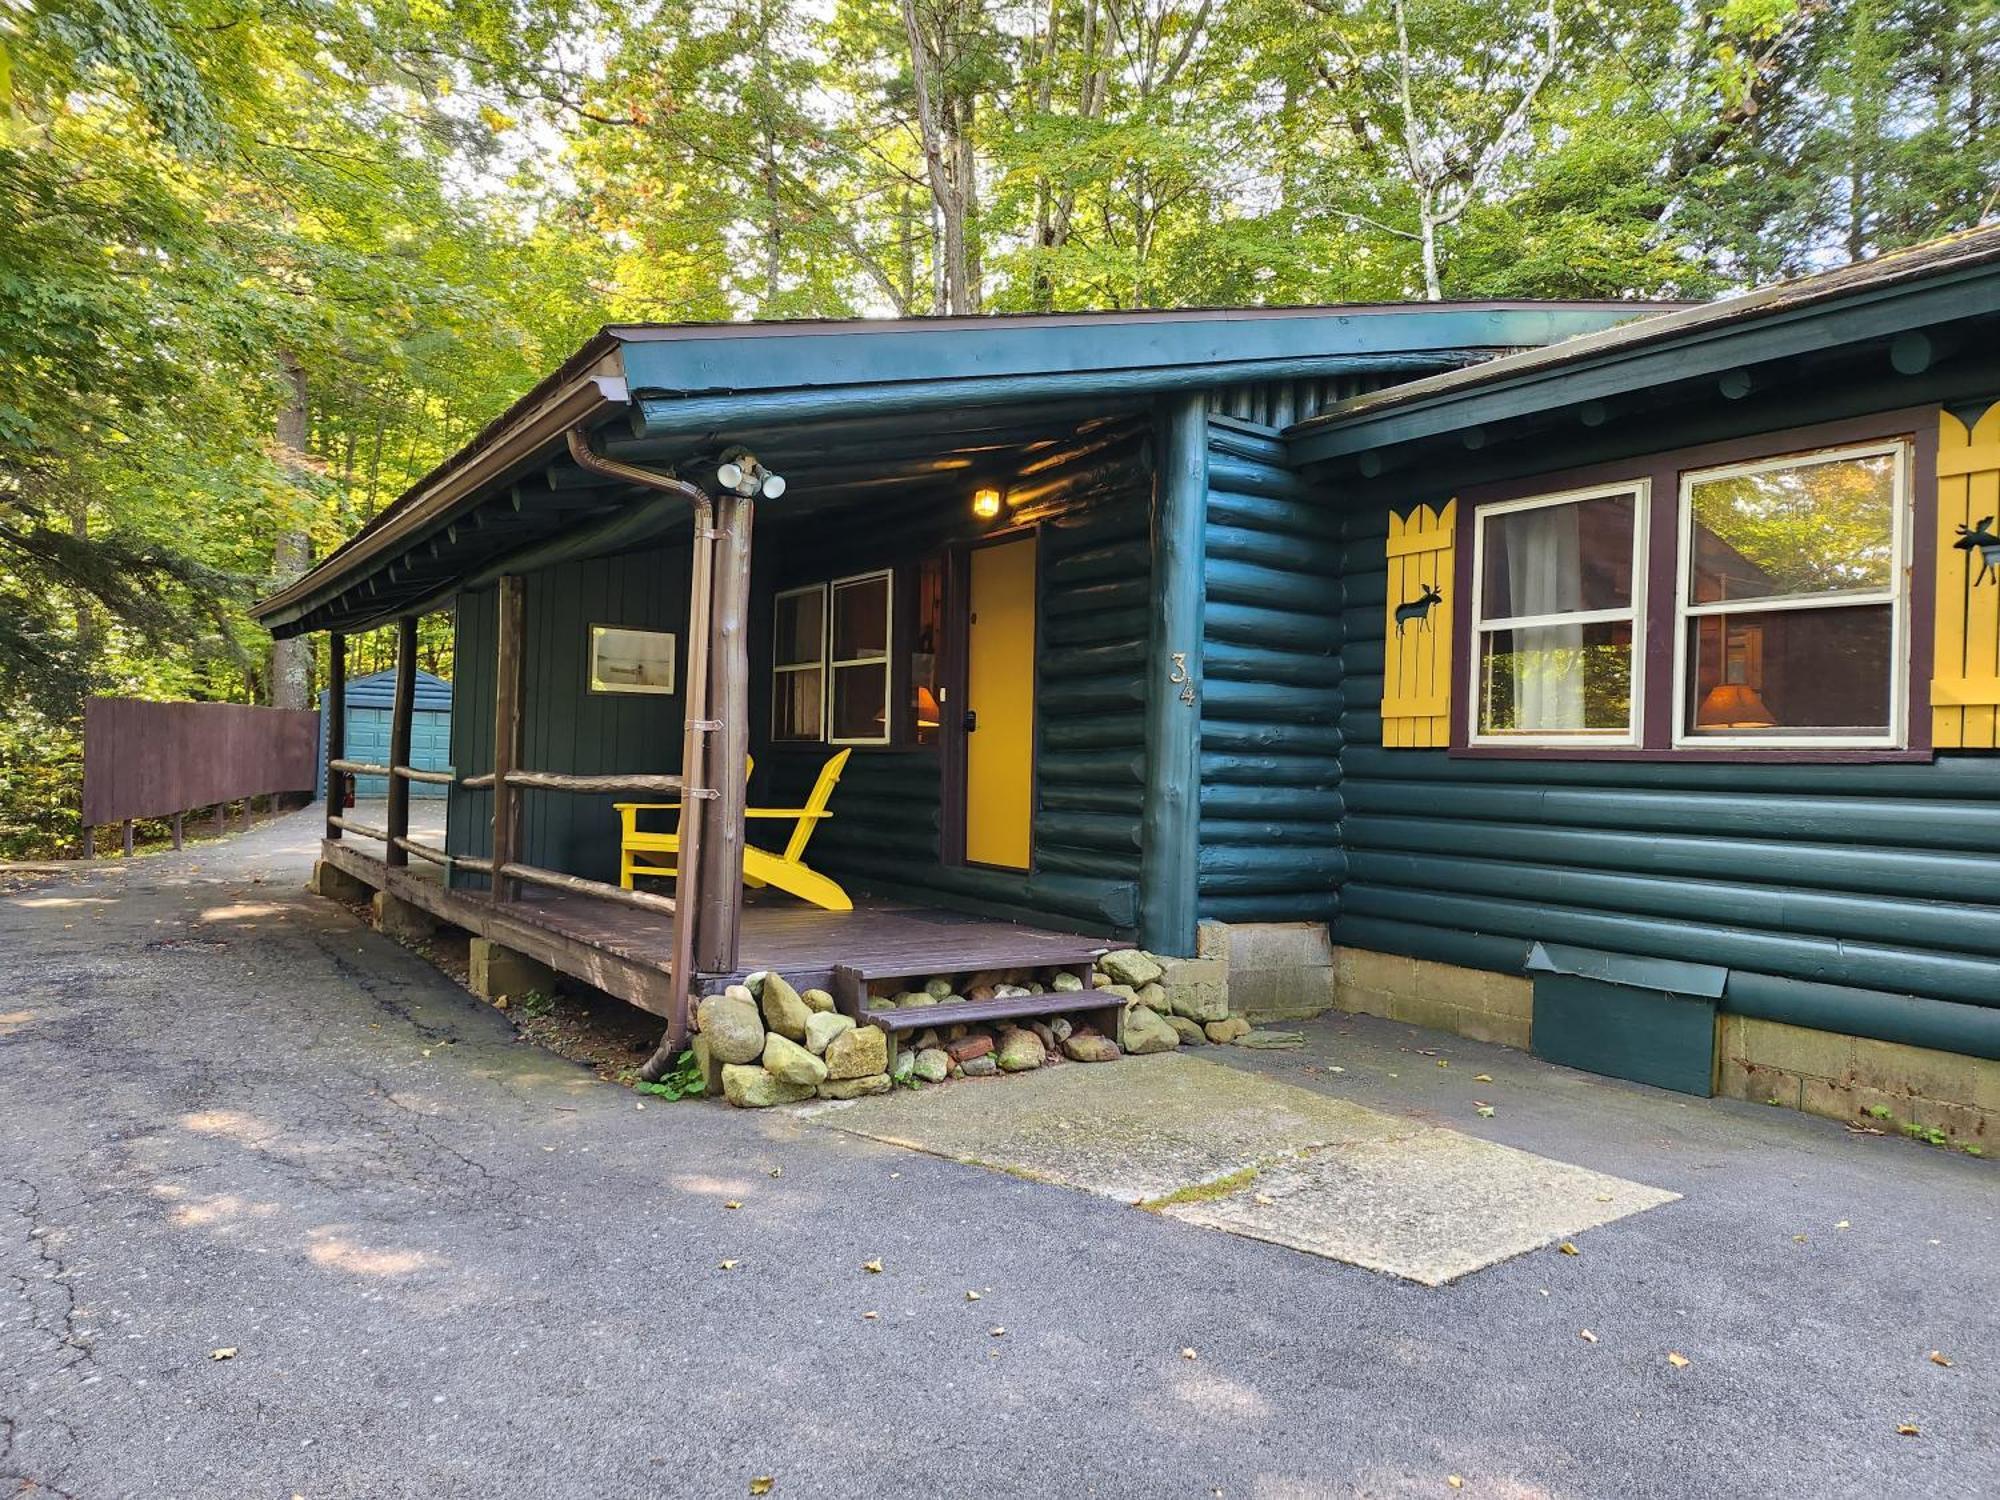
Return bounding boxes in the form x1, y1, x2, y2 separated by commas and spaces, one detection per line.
1287, 223, 2000, 467
253, 300, 1664, 637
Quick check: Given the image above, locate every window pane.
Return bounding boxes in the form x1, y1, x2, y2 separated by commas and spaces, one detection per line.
1480, 493, 1636, 621
589, 627, 675, 695
1685, 605, 1892, 738
1688, 450, 1895, 604
773, 668, 823, 740
775, 590, 824, 668
911, 554, 944, 745
1477, 621, 1633, 736
832, 575, 889, 660
832, 661, 888, 741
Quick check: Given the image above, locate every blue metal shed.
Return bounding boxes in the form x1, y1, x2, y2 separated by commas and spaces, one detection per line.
317, 668, 453, 798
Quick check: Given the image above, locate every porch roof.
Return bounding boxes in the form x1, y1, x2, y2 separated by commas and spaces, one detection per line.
252, 301, 1662, 639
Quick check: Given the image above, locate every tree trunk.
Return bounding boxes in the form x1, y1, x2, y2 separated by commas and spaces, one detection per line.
270, 354, 313, 711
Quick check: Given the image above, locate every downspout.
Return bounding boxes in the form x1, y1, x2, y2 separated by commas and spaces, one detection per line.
563, 429, 718, 1078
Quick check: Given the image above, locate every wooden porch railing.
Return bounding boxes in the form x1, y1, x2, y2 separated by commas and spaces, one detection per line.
322, 448, 758, 1068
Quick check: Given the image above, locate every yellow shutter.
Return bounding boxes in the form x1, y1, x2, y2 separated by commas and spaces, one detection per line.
1933, 402, 2000, 749
1381, 500, 1456, 749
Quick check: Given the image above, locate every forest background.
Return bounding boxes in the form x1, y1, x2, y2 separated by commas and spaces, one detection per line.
1, 0, 1994, 854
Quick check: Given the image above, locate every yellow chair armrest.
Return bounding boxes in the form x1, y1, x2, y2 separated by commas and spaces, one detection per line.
615, 802, 683, 813
742, 808, 831, 820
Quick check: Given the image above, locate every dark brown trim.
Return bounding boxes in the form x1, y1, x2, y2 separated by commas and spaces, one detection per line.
1449, 405, 1940, 763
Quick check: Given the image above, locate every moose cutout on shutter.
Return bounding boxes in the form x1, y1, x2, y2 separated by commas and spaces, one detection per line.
1381, 500, 1455, 748
1934, 402, 2000, 750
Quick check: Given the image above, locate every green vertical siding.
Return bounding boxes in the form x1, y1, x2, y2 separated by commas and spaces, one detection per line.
1196, 417, 1344, 923
445, 542, 692, 887
1334, 501, 2000, 1059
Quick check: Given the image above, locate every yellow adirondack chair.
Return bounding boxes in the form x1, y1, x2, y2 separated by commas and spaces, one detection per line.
616, 750, 853, 911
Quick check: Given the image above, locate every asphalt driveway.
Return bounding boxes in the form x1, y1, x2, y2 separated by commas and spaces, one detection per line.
3, 807, 1995, 1499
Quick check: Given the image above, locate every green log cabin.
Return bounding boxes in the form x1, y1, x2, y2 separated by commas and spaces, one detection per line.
256, 223, 2000, 1135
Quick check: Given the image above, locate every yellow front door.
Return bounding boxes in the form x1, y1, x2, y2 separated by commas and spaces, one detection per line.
964, 535, 1036, 869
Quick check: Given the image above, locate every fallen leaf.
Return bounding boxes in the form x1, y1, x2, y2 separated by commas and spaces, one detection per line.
965, 1290, 981, 1301
1579, 1329, 1597, 1343
1896, 1423, 1920, 1437
724, 1201, 742, 1211
1475, 1104, 1495, 1118
210, 1347, 237, 1361
1436, 1059, 1449, 1068
989, 1326, 1006, 1337
1473, 1074, 1493, 1083
1558, 1241, 1579, 1256
770, 1166, 782, 1178
1666, 1352, 1690, 1369
862, 1311, 879, 1320
1181, 1347, 1198, 1360
1447, 1479, 1463, 1491
750, 1478, 775, 1495
1835, 1220, 1850, 1230
1928, 1350, 1953, 1367
862, 1258, 883, 1274
718, 1260, 738, 1271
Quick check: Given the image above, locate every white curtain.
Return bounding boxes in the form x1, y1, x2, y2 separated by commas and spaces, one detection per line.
1506, 506, 1584, 730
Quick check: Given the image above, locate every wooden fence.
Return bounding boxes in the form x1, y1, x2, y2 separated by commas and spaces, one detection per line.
81, 698, 321, 851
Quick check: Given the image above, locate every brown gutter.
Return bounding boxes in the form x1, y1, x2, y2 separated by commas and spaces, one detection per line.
254, 368, 631, 633
561, 429, 717, 1076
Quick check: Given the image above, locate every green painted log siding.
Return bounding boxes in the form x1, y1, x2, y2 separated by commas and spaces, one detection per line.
756, 426, 1153, 934
1334, 504, 2000, 1060
445, 543, 692, 888
1197, 417, 1344, 923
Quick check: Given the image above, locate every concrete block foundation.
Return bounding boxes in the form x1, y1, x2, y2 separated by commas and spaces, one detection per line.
468, 937, 560, 1004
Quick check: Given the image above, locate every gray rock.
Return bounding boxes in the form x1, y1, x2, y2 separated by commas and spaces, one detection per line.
923, 976, 955, 998
721, 1064, 814, 1108
1167, 1015, 1208, 1047
1050, 1017, 1074, 1042
805, 1011, 855, 1056
891, 1049, 916, 1082
1205, 1016, 1251, 1044
1234, 1027, 1305, 1049
1169, 986, 1231, 1024
1135, 981, 1167, 1010
724, 983, 756, 1005
690, 1032, 727, 1093
913, 1028, 941, 1050
1051, 971, 1085, 993
763, 1031, 828, 1086
913, 1047, 950, 1083
817, 1074, 891, 1100
960, 1055, 998, 1077
801, 988, 836, 1014
742, 971, 769, 999
760, 973, 812, 1042
898, 991, 939, 1009
996, 1028, 1046, 1073
1028, 1020, 1058, 1051
1099, 949, 1164, 987
1122, 1003, 1180, 1055
825, 1024, 888, 1080
696, 993, 765, 1065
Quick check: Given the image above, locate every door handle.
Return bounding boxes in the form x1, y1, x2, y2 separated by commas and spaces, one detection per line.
962, 709, 978, 733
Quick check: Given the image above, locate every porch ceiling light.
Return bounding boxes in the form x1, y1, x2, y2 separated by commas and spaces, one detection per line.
716, 453, 787, 499
972, 486, 1003, 520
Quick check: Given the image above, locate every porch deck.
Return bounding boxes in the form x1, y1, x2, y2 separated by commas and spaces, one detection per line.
318, 835, 1122, 1019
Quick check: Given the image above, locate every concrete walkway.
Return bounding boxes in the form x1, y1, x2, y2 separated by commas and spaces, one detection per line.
3, 806, 1996, 1498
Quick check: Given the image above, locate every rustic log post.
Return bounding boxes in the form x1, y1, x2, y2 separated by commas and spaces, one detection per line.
214, 804, 227, 836
1139, 394, 1207, 955
122, 819, 134, 857
694, 492, 753, 975
385, 613, 418, 868
82, 827, 95, 859
171, 813, 183, 851
491, 576, 525, 900
325, 631, 347, 840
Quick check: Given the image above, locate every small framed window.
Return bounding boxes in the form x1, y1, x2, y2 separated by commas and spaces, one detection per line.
1675, 441, 1908, 748
772, 584, 827, 741
588, 625, 676, 695
829, 570, 893, 744
1470, 483, 1648, 746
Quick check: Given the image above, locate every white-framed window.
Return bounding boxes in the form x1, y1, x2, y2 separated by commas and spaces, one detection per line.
1469, 481, 1648, 746
588, 625, 676, 695
1674, 440, 1910, 749
828, 569, 893, 745
771, 583, 827, 741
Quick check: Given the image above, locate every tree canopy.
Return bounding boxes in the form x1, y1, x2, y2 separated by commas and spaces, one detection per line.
0, 0, 1994, 853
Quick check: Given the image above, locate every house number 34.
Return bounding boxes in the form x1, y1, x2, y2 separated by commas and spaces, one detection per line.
1168, 652, 1196, 706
